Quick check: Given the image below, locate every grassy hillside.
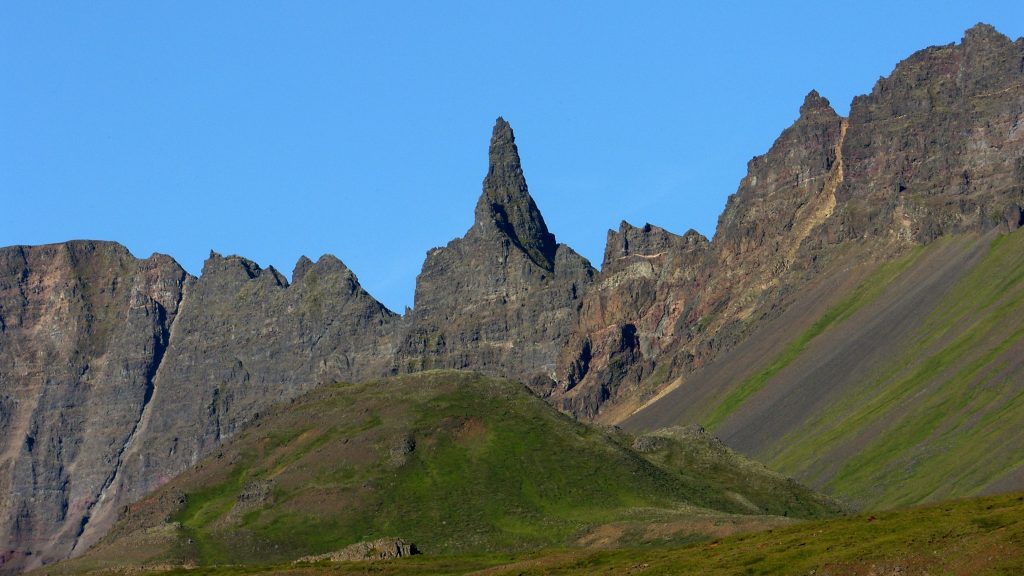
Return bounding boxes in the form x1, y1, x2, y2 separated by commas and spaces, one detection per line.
768, 229, 1024, 507
628, 228, 1024, 510
52, 371, 838, 573
51, 491, 1024, 575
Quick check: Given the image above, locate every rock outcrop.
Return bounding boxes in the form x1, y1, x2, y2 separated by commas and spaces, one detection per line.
74, 252, 399, 555
0, 242, 188, 571
0, 247, 399, 573
553, 222, 712, 418
832, 23, 1024, 242
396, 118, 595, 389
554, 89, 847, 420
296, 538, 419, 563
555, 24, 1024, 420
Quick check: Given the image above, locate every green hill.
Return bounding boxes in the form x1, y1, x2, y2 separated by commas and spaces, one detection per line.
52, 371, 838, 573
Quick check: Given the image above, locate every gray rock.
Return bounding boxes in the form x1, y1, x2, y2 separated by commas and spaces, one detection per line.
395, 118, 596, 388
0, 241, 188, 572
295, 538, 419, 563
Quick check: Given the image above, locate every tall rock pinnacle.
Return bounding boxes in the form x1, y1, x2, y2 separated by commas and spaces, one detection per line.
397, 118, 595, 389
474, 117, 557, 270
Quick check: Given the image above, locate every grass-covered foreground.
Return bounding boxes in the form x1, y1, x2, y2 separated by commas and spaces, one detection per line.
47, 371, 837, 574
54, 490, 1024, 575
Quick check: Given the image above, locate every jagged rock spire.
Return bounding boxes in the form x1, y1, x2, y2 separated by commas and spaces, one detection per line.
962, 22, 1010, 46
799, 90, 838, 118
474, 117, 557, 270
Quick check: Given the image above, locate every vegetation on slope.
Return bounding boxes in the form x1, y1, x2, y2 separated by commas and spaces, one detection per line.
704, 244, 926, 430
55, 490, 1024, 575
56, 371, 838, 573
767, 229, 1024, 508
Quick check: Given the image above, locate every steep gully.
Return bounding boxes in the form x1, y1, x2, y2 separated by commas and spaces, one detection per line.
70, 285, 189, 555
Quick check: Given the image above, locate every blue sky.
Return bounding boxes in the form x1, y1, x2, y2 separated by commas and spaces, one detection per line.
3, 2, 1021, 311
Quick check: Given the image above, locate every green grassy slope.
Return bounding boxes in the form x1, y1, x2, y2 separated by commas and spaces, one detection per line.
767, 230, 1024, 508
53, 491, 1024, 575
54, 371, 838, 573
632, 229, 1024, 511
704, 246, 925, 430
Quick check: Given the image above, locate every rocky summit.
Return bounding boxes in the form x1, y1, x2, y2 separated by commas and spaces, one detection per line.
1, 22, 1024, 575
395, 117, 596, 391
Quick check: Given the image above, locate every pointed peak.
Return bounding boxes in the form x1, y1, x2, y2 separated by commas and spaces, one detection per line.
962, 22, 1010, 46
292, 255, 314, 283
474, 118, 557, 270
492, 116, 513, 142
314, 254, 352, 275
293, 254, 354, 285
799, 90, 837, 118
487, 116, 521, 176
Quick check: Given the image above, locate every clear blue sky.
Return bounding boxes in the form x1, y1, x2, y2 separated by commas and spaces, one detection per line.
3, 2, 1021, 311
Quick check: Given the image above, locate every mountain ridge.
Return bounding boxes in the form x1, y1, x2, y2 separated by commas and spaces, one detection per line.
2, 22, 1023, 573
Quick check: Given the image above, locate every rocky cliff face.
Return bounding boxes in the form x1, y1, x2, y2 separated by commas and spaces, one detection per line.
73, 252, 399, 555
554, 24, 1024, 421
832, 23, 1024, 242
0, 247, 398, 573
552, 223, 712, 418
0, 242, 188, 571
2, 23, 1022, 573
396, 118, 595, 389
554, 89, 847, 420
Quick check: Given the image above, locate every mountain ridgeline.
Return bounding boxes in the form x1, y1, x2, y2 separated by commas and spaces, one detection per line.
1, 23, 1023, 573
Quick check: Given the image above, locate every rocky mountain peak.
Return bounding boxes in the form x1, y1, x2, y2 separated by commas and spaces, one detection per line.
602, 221, 708, 269
292, 255, 314, 282
473, 117, 557, 270
293, 254, 352, 280
798, 89, 838, 119
962, 22, 1013, 48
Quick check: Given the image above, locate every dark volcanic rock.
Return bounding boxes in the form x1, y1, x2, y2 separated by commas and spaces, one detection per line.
396, 118, 595, 387
0, 242, 188, 573
3, 23, 1023, 573
554, 90, 846, 420
0, 245, 399, 573
556, 24, 1024, 421
833, 23, 1024, 242
75, 251, 399, 552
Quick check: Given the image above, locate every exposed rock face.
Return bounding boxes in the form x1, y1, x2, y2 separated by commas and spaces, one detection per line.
75, 252, 399, 553
553, 223, 712, 418
0, 242, 188, 572
556, 24, 1024, 421
0, 247, 399, 573
396, 118, 595, 388
833, 23, 1024, 242
2, 23, 1023, 573
554, 90, 846, 420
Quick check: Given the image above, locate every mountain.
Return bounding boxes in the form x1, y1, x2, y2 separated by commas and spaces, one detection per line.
2, 22, 1023, 574
615, 24, 1024, 510
395, 118, 595, 391
0, 248, 398, 572
47, 371, 839, 573
0, 242, 188, 570
557, 24, 1024, 423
